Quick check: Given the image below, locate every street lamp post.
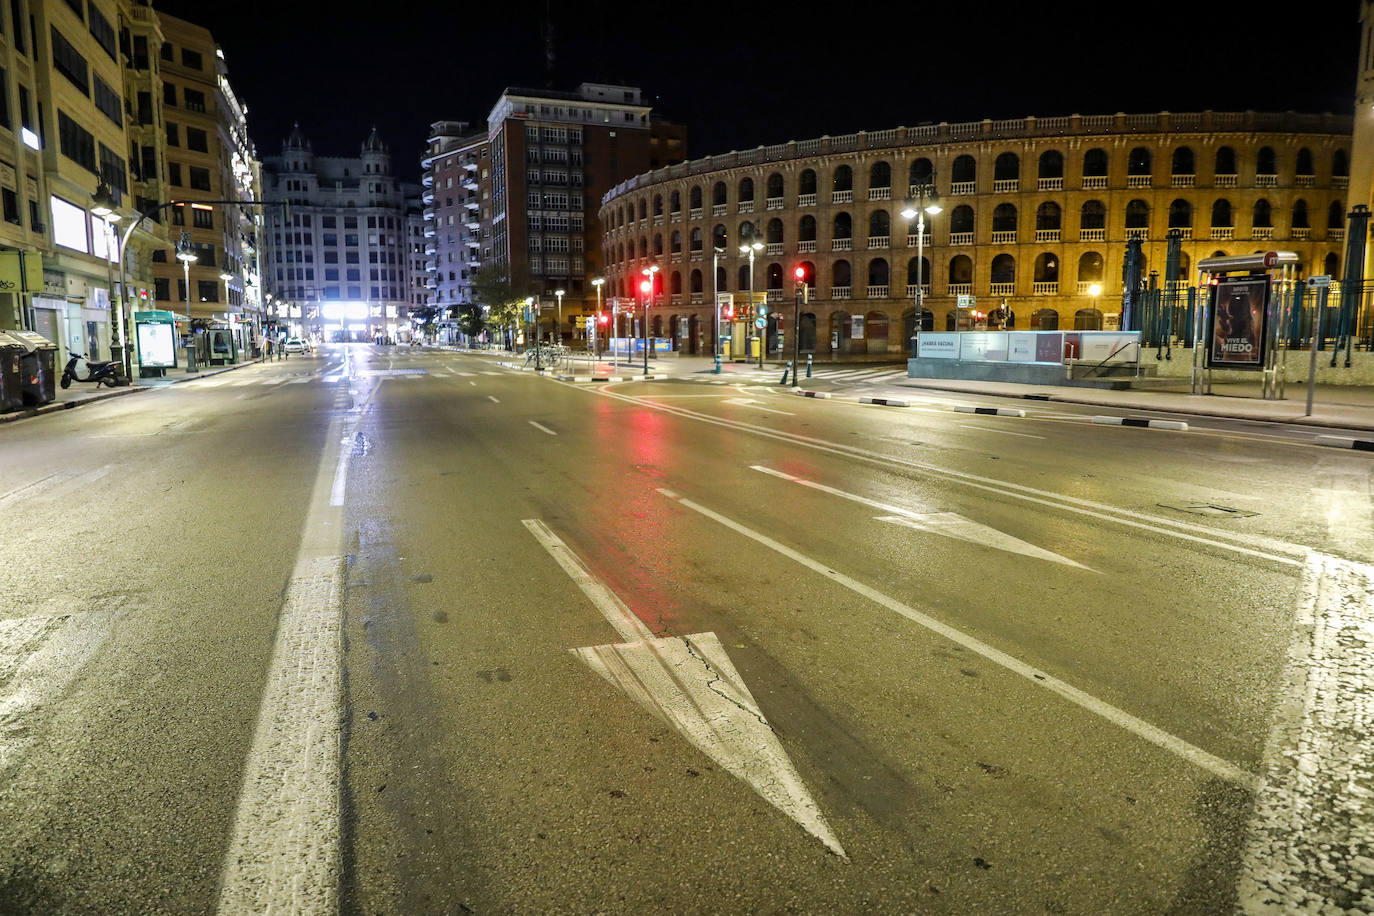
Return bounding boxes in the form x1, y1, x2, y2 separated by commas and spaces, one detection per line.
525, 296, 539, 369
89, 176, 127, 373
554, 288, 565, 347
901, 177, 941, 358
591, 278, 604, 358
640, 265, 659, 375
712, 246, 725, 373
176, 231, 198, 370
740, 241, 763, 367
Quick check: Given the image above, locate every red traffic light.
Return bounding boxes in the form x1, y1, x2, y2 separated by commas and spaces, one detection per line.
793, 266, 806, 281
597, 314, 609, 324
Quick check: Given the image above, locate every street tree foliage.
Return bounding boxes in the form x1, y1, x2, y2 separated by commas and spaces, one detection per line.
454, 303, 486, 338
470, 265, 524, 344
411, 304, 441, 340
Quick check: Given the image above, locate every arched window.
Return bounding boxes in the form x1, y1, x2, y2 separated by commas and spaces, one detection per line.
1125, 199, 1149, 229
1081, 200, 1106, 230
1256, 146, 1277, 176
799, 169, 817, 196
869, 209, 890, 238
670, 230, 682, 253
990, 254, 1016, 284
994, 152, 1019, 181
766, 263, 783, 290
1215, 146, 1237, 176
712, 181, 727, 206
711, 224, 727, 250
869, 161, 891, 189
1038, 150, 1064, 178
1033, 310, 1060, 330
909, 157, 933, 187
868, 258, 889, 287
1211, 200, 1232, 228
1328, 201, 1344, 229
833, 212, 852, 239
992, 203, 1018, 232
670, 271, 682, 294
1253, 200, 1272, 228
652, 194, 663, 216
832, 259, 851, 288
1034, 252, 1058, 283
948, 254, 973, 284
737, 265, 750, 290
798, 215, 817, 241
1292, 199, 1309, 229
670, 189, 681, 213
689, 227, 703, 252
797, 261, 816, 289
638, 237, 648, 258
653, 233, 663, 256
832, 165, 853, 192
738, 220, 755, 242
1171, 147, 1195, 175
1078, 251, 1104, 282
638, 199, 647, 220
616, 206, 624, 228
716, 263, 728, 291
766, 173, 783, 199
766, 218, 783, 244
1128, 147, 1152, 176
1325, 252, 1340, 275
690, 186, 702, 210
738, 176, 754, 202
690, 270, 703, 294
1082, 148, 1108, 177
1296, 148, 1314, 177
1174, 252, 1191, 282
951, 155, 976, 184
1035, 202, 1061, 230
1168, 199, 1192, 229
906, 256, 931, 285
1333, 149, 1349, 178
1074, 309, 1103, 330
950, 205, 974, 234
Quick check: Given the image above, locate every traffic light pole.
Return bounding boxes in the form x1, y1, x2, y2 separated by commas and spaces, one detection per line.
793, 281, 806, 382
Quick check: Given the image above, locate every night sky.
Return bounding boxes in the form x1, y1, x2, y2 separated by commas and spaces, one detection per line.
153, 0, 1361, 180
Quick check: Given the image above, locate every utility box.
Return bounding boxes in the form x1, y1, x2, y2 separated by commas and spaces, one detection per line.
0, 332, 26, 411
9, 330, 57, 405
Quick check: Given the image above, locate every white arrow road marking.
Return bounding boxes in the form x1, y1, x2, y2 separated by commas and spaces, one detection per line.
723, 398, 795, 416
1237, 553, 1374, 914
753, 466, 1092, 571
521, 519, 845, 858
656, 488, 1256, 789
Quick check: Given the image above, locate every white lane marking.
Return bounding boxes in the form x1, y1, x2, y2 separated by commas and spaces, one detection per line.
523, 519, 845, 857
656, 487, 1256, 789
0, 471, 73, 507
755, 466, 1091, 570
723, 397, 795, 416
469, 381, 477, 387
445, 367, 459, 376
487, 395, 500, 403
287, 377, 311, 384
957, 424, 1047, 439
529, 420, 558, 436
480, 371, 502, 376
0, 609, 117, 771
1237, 553, 1374, 914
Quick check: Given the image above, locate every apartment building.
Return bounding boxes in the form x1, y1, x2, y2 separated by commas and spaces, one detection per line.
402, 196, 425, 336
420, 120, 487, 312
261, 126, 417, 342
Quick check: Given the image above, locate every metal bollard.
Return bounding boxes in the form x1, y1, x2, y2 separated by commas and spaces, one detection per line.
806, 354, 812, 378
780, 361, 791, 386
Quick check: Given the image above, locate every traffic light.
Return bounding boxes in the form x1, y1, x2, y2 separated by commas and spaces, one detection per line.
598, 314, 609, 325
793, 265, 807, 282
723, 304, 734, 319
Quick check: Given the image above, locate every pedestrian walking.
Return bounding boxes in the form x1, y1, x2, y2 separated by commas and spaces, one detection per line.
265, 336, 274, 361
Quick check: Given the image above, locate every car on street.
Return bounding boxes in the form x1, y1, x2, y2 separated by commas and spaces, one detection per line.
283, 337, 312, 354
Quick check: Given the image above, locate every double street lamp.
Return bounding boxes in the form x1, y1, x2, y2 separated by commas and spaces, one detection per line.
640, 264, 659, 374
740, 240, 763, 367
591, 277, 604, 358
900, 178, 941, 357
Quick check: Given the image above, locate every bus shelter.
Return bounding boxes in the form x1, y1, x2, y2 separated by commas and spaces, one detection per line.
1192, 251, 1300, 399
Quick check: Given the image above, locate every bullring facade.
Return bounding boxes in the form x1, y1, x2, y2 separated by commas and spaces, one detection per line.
599, 110, 1352, 355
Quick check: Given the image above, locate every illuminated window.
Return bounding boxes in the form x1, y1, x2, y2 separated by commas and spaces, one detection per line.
50, 195, 88, 253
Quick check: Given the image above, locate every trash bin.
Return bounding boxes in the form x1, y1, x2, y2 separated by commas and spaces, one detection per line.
10, 330, 57, 406
184, 343, 198, 373
0, 332, 25, 412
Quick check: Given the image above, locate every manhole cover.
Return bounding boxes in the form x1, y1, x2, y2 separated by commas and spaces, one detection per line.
1158, 502, 1259, 518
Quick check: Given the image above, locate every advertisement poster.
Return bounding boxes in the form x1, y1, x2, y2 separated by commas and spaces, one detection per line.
1208, 277, 1268, 369
1079, 333, 1140, 364
137, 322, 176, 368
851, 315, 865, 339
1008, 332, 1039, 362
918, 333, 959, 359
960, 332, 1008, 362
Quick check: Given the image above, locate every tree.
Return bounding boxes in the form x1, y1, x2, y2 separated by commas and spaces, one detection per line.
454, 303, 486, 341
411, 304, 441, 342
470, 266, 524, 349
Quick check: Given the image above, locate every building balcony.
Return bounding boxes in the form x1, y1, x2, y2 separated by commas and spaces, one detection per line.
949, 231, 973, 246
1255, 174, 1278, 188
422, 190, 434, 204
1252, 226, 1274, 240
1082, 176, 1108, 190
1333, 176, 1349, 189
990, 179, 1017, 193
905, 232, 930, 247
710, 204, 725, 216
1076, 281, 1103, 295
690, 207, 704, 220
737, 200, 754, 214
1034, 229, 1061, 242
1296, 175, 1316, 188
868, 187, 891, 201
832, 190, 853, 204
1330, 227, 1346, 241
866, 285, 889, 298
991, 230, 1016, 244
947, 283, 972, 296
690, 292, 704, 304
1032, 281, 1058, 295
670, 251, 683, 263
1171, 174, 1195, 188
1210, 226, 1234, 240
990, 282, 1015, 296
689, 250, 704, 261
463, 161, 478, 172
766, 196, 784, 210
1215, 174, 1238, 188
1166, 226, 1193, 240
1037, 177, 1063, 191
422, 173, 434, 187
669, 210, 681, 221
766, 289, 783, 303
670, 293, 682, 305
465, 220, 481, 231
831, 285, 851, 299
868, 235, 890, 249
1079, 228, 1105, 241
797, 193, 817, 207
765, 242, 783, 256
1291, 227, 1311, 239
424, 243, 436, 255
423, 226, 436, 238
1125, 227, 1149, 239
832, 238, 852, 251
425, 277, 437, 289
464, 199, 479, 210
461, 178, 478, 191
947, 181, 973, 196
1127, 174, 1152, 188
797, 239, 817, 253
653, 215, 664, 226
904, 283, 930, 298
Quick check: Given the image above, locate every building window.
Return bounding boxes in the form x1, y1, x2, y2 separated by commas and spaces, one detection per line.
186, 127, 208, 152
50, 28, 88, 94
155, 277, 169, 300
188, 166, 210, 190
197, 280, 218, 302
93, 75, 121, 127
165, 122, 179, 146
50, 195, 88, 253
87, 1, 116, 60
192, 206, 213, 229
168, 162, 181, 186
181, 48, 202, 69
183, 88, 205, 113
57, 110, 96, 173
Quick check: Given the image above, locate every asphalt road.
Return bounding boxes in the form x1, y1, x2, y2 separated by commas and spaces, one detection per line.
0, 344, 1369, 915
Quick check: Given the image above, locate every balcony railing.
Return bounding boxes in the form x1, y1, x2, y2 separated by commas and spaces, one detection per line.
1127, 174, 1151, 188
831, 285, 851, 299
832, 238, 852, 251
1210, 226, 1234, 240
797, 239, 817, 253
1333, 176, 1349, 189
1255, 174, 1278, 188
1171, 174, 1195, 188
868, 187, 891, 201
990, 282, 1015, 296
738, 200, 754, 213
867, 285, 889, 298
1295, 175, 1315, 188
1330, 227, 1346, 241
766, 242, 783, 255
798, 193, 817, 207
1079, 227, 1105, 241
766, 289, 783, 302
868, 235, 890, 249
1215, 174, 1238, 188
691, 293, 704, 304
1034, 229, 1061, 242
947, 283, 972, 296
1082, 175, 1108, 189
949, 231, 973, 246
1125, 227, 1149, 239
1291, 227, 1310, 239
1252, 226, 1274, 240
670, 293, 683, 306
712, 204, 727, 216
1037, 177, 1063, 191
905, 232, 930, 247
669, 209, 681, 222
653, 215, 664, 226
950, 181, 975, 195
832, 190, 853, 203
1166, 226, 1192, 239
689, 250, 704, 261
766, 196, 784, 210
904, 283, 930, 298
991, 230, 1016, 244
670, 252, 683, 263
1033, 281, 1058, 295
992, 179, 1019, 193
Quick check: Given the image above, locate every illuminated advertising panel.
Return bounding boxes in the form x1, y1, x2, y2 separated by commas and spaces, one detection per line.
137, 322, 176, 368
1207, 277, 1269, 369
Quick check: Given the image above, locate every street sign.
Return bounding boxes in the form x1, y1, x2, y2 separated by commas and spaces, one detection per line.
957, 294, 975, 310
1307, 275, 1331, 288
754, 317, 766, 329
1262, 251, 1279, 268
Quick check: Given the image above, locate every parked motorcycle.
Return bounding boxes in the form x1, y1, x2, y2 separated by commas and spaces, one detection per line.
59, 352, 130, 389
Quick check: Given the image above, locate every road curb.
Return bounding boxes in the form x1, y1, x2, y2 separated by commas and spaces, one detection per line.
858, 396, 910, 407
792, 389, 832, 399
1315, 434, 1374, 452
953, 405, 1026, 417
1092, 415, 1190, 431
0, 383, 150, 423
557, 375, 658, 383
